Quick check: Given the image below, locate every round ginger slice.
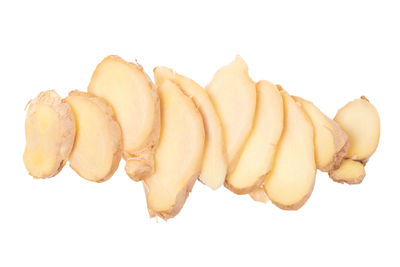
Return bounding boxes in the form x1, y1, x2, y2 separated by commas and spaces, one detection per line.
329, 159, 366, 184
66, 91, 122, 182
23, 90, 76, 178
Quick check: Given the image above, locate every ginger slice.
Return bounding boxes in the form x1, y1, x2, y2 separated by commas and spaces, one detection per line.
264, 90, 316, 210
88, 55, 160, 181
23, 90, 76, 178
328, 159, 366, 184
153, 66, 227, 190
144, 80, 205, 220
249, 188, 269, 203
206, 55, 256, 172
66, 91, 122, 182
293, 97, 348, 172
225, 81, 283, 194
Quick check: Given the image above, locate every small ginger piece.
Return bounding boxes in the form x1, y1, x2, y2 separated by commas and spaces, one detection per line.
249, 188, 269, 203
225, 81, 283, 194
66, 91, 122, 182
153, 66, 227, 190
206, 55, 256, 172
264, 90, 316, 210
88, 56, 160, 181
144, 80, 205, 220
23, 90, 76, 178
329, 159, 366, 184
293, 96, 348, 172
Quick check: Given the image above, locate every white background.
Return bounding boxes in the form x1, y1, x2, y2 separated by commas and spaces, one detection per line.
0, 1, 399, 266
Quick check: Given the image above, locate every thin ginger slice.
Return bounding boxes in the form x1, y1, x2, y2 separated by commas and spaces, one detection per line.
88, 56, 160, 181
66, 91, 122, 182
225, 81, 283, 194
144, 80, 205, 220
206, 55, 256, 172
329, 159, 365, 184
264, 90, 316, 210
23, 90, 76, 178
249, 188, 269, 203
153, 66, 227, 190
293, 97, 348, 172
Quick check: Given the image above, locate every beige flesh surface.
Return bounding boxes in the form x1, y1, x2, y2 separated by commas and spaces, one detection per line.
206, 55, 256, 172
88, 55, 160, 181
66, 91, 122, 182
249, 187, 269, 203
153, 66, 227, 190
329, 159, 366, 184
23, 90, 76, 178
144, 80, 205, 220
226, 81, 283, 194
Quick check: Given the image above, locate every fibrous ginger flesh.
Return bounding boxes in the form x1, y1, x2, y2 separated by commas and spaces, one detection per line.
264, 90, 316, 210
226, 81, 283, 194
329, 159, 365, 184
23, 90, 75, 178
144, 80, 205, 220
206, 55, 256, 172
154, 66, 227, 190
66, 91, 122, 182
88, 55, 160, 181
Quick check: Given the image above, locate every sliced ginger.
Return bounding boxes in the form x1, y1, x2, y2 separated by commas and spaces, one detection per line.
249, 188, 269, 203
144, 80, 205, 220
264, 90, 316, 210
24, 90, 76, 178
88, 56, 160, 181
153, 66, 227, 190
225, 81, 283, 194
66, 91, 122, 182
293, 97, 348, 172
329, 159, 366, 184
206, 55, 256, 172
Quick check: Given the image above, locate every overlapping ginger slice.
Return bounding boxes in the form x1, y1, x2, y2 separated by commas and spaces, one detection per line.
225, 81, 283, 194
328, 159, 365, 184
264, 90, 316, 210
144, 80, 205, 220
23, 90, 76, 178
153, 66, 227, 190
88, 56, 160, 181
293, 97, 348, 172
66, 91, 122, 182
206, 55, 256, 172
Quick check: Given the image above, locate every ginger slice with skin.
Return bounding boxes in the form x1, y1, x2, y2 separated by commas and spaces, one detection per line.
329, 159, 366, 184
225, 81, 283, 194
144, 80, 205, 220
88, 55, 160, 181
153, 66, 227, 190
249, 188, 269, 203
23, 90, 76, 178
293, 96, 348, 172
66, 91, 122, 182
264, 89, 316, 210
206, 55, 256, 173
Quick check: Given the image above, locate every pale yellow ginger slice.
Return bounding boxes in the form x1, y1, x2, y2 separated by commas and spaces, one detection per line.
249, 188, 269, 203
153, 66, 227, 190
144, 80, 205, 220
293, 96, 348, 172
206, 55, 256, 172
66, 91, 122, 182
23, 90, 76, 178
329, 159, 366, 184
225, 81, 283, 194
88, 56, 160, 181
264, 90, 316, 210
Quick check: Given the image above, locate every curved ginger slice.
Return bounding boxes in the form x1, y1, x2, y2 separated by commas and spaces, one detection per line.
264, 90, 316, 210
23, 90, 75, 178
329, 159, 365, 184
226, 81, 283, 194
249, 188, 269, 203
153, 66, 227, 190
66, 91, 122, 182
206, 55, 256, 172
293, 97, 348, 172
88, 56, 160, 181
144, 80, 205, 220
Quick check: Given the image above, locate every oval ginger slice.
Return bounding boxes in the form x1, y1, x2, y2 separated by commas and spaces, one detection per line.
329, 159, 365, 184
153, 66, 227, 190
144, 80, 205, 220
66, 91, 122, 182
23, 90, 76, 178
